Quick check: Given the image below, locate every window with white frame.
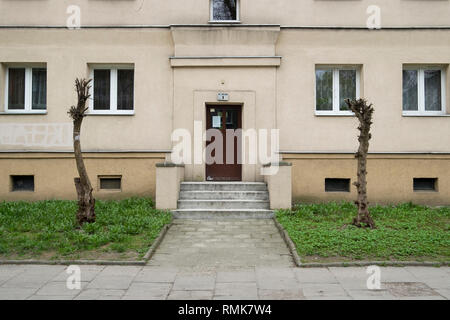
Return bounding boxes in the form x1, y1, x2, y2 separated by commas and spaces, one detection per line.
5, 66, 47, 113
403, 66, 446, 115
89, 66, 134, 114
315, 67, 360, 115
210, 0, 239, 22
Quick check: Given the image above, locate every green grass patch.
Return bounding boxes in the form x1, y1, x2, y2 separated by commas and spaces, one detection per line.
0, 198, 171, 261
276, 202, 450, 263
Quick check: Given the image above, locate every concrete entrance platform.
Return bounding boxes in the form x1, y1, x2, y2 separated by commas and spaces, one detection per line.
148, 219, 294, 268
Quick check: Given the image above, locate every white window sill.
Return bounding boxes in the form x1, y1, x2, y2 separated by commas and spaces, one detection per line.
315, 111, 355, 117
402, 113, 449, 117
0, 111, 47, 115
208, 20, 241, 24
87, 111, 135, 116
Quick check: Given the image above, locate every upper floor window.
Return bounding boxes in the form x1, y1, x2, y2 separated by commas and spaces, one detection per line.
210, 0, 239, 22
403, 66, 446, 115
5, 66, 47, 113
89, 65, 134, 115
315, 66, 360, 115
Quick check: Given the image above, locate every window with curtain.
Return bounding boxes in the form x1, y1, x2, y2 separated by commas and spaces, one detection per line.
316, 67, 359, 114
402, 67, 445, 115
211, 0, 238, 21
32, 68, 47, 110
6, 67, 46, 112
91, 67, 134, 114
93, 70, 111, 110
8, 68, 25, 110
117, 69, 134, 111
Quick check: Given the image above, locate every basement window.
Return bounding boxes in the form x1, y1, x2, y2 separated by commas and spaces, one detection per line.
210, 0, 239, 22
325, 178, 351, 192
99, 176, 122, 191
413, 178, 437, 192
11, 175, 35, 192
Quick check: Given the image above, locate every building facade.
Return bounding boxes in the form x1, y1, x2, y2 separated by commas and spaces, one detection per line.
0, 0, 449, 206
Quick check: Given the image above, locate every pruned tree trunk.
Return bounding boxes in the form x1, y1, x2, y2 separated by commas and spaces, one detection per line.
68, 78, 95, 226
345, 98, 376, 229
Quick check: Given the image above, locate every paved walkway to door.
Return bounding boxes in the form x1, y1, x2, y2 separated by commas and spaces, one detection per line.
148, 219, 294, 268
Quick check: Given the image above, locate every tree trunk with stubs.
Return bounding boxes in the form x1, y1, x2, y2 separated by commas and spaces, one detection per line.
345, 98, 376, 229
68, 78, 95, 226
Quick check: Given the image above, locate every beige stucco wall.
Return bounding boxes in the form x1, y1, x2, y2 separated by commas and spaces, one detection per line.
0, 153, 164, 201
276, 29, 450, 153
0, 22, 449, 204
284, 153, 450, 206
1, 28, 448, 155
0, 28, 173, 152
0, 0, 449, 27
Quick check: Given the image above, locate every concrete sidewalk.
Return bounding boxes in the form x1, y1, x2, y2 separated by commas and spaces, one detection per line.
0, 265, 448, 300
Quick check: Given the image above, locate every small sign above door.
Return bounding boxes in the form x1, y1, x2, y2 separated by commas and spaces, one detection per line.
217, 93, 229, 101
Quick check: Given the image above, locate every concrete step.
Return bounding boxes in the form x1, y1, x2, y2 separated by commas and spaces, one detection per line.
180, 182, 268, 192
172, 209, 274, 219
177, 199, 270, 210
179, 191, 269, 200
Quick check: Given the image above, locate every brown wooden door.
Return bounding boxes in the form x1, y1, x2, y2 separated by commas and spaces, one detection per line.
206, 105, 242, 181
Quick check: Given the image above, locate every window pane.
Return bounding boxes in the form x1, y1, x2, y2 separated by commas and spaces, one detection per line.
424, 70, 442, 111
339, 70, 356, 111
8, 68, 25, 110
212, 0, 237, 21
93, 69, 110, 110
32, 68, 47, 110
315, 69, 333, 111
117, 69, 134, 110
403, 70, 418, 111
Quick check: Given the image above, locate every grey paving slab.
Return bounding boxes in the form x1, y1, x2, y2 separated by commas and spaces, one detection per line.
134, 267, 178, 283
172, 272, 216, 291
74, 289, 126, 300
347, 289, 396, 300
256, 267, 298, 290
214, 282, 258, 300
435, 288, 450, 299
52, 266, 105, 282
87, 276, 135, 290
167, 290, 213, 300
0, 287, 37, 300
28, 295, 74, 300
294, 268, 338, 284
301, 283, 351, 298
216, 269, 256, 283
329, 267, 371, 290
404, 267, 450, 289
2, 274, 52, 289
384, 282, 442, 298
258, 289, 305, 300
378, 267, 421, 283
35, 281, 88, 297
122, 283, 172, 300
